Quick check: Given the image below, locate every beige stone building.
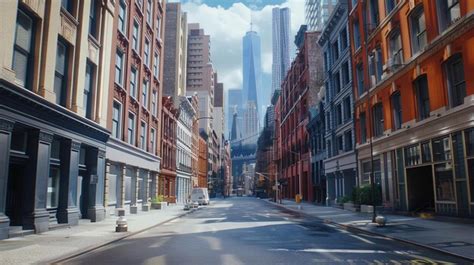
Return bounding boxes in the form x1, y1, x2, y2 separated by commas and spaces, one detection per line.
0, 0, 115, 239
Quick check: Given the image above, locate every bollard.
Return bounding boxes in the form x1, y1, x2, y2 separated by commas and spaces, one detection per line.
375, 215, 386, 227
115, 208, 128, 232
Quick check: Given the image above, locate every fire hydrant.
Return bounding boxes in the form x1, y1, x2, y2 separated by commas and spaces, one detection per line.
115, 208, 128, 232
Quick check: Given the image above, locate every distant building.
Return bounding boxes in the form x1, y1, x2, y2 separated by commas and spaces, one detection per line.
163, 2, 188, 106
186, 23, 214, 134
272, 7, 291, 94
305, 0, 337, 31
160, 97, 178, 203
226, 89, 242, 138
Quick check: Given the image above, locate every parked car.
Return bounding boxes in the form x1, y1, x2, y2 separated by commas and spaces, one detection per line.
191, 188, 210, 205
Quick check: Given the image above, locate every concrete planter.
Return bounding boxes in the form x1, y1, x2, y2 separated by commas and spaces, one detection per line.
360, 204, 374, 213
343, 202, 358, 212
142, 203, 150, 211
151, 202, 167, 210
130, 205, 138, 214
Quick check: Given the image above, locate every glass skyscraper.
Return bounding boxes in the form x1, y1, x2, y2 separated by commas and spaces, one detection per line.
272, 7, 291, 94
305, 0, 338, 31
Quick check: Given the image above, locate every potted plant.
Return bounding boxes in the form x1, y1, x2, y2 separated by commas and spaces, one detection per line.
151, 195, 167, 210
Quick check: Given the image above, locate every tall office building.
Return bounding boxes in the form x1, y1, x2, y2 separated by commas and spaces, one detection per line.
272, 7, 291, 94
163, 2, 188, 105
186, 23, 214, 133
242, 30, 261, 142
305, 0, 338, 31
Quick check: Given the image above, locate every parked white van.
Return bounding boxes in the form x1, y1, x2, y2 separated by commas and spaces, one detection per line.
191, 188, 210, 205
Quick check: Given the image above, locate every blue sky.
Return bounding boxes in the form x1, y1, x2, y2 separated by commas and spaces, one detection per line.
172, 0, 305, 116
179, 0, 287, 9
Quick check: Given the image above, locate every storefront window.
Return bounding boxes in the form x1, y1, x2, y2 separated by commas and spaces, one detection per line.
137, 177, 143, 202
432, 136, 452, 162
362, 161, 371, 184
421, 141, 431, 163
47, 167, 60, 208
465, 128, 474, 157
434, 162, 455, 201
125, 176, 132, 203
405, 144, 421, 166
108, 174, 117, 205
468, 159, 474, 202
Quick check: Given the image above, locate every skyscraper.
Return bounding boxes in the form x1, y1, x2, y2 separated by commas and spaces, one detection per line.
242, 30, 261, 144
305, 0, 338, 31
272, 7, 291, 94
226, 89, 242, 138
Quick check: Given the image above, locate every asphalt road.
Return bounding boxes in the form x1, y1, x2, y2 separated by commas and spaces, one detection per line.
60, 197, 469, 264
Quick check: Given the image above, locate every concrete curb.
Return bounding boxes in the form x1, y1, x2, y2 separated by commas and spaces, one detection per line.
264, 200, 474, 263
48, 208, 198, 264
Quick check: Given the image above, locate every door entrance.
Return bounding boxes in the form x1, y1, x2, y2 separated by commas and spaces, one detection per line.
406, 165, 435, 212
6, 163, 26, 226
77, 170, 90, 219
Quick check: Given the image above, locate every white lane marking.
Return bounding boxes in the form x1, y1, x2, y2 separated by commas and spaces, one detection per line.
296, 224, 309, 230
349, 234, 375, 245
269, 248, 386, 254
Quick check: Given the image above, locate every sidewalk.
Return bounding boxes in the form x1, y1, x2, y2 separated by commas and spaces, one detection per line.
267, 199, 474, 261
0, 205, 193, 265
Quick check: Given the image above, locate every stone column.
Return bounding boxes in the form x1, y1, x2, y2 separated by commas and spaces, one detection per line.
142, 171, 150, 211
119, 164, 126, 208
57, 139, 80, 225
87, 149, 106, 222
0, 119, 14, 239
23, 131, 53, 233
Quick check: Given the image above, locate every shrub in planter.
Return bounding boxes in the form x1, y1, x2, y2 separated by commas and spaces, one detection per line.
352, 184, 382, 206
151, 195, 166, 209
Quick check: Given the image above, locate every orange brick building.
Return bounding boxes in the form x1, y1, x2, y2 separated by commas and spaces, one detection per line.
349, 0, 474, 216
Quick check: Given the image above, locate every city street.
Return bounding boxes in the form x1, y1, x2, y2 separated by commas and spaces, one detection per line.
58, 197, 467, 265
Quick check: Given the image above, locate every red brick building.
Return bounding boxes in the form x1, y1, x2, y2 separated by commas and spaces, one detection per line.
350, 0, 474, 216
160, 97, 177, 202
280, 28, 322, 202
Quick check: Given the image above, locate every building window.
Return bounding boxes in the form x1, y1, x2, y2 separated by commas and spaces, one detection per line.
333, 72, 341, 94
84, 61, 95, 119
153, 52, 159, 77
340, 27, 348, 51
156, 16, 162, 39
372, 103, 384, 137
140, 121, 147, 150
152, 90, 157, 116
356, 63, 364, 96
344, 96, 351, 121
410, 6, 427, 55
13, 9, 35, 89
130, 67, 137, 98
128, 112, 136, 145
414, 75, 430, 120
144, 39, 150, 67
142, 80, 149, 108
444, 54, 466, 108
342, 61, 350, 86
385, 0, 397, 15
146, 0, 153, 25
421, 141, 431, 163
112, 101, 122, 139
367, 0, 380, 31
61, 0, 74, 14
437, 0, 461, 32
360, 112, 367, 143
54, 39, 69, 107
466, 129, 474, 157
337, 135, 344, 153
132, 20, 140, 52
151, 128, 156, 154
336, 104, 342, 126
391, 91, 402, 130
88, 0, 99, 38
331, 40, 339, 62
368, 47, 383, 86
353, 20, 361, 49
118, 0, 127, 34
388, 30, 403, 67
115, 50, 124, 86
344, 130, 353, 151
405, 144, 421, 166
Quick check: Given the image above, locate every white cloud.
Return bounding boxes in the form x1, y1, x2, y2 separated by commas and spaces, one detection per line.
180, 1, 305, 91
